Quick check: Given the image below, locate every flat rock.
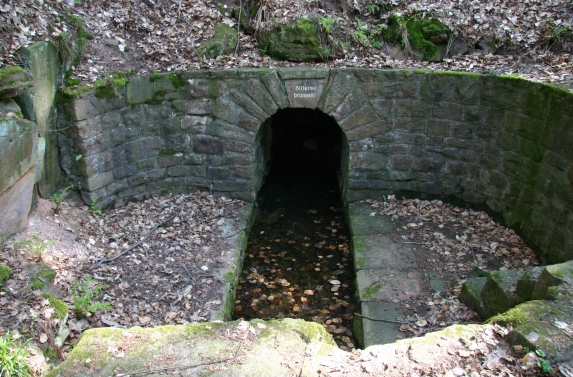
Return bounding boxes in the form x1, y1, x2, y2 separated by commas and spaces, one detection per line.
46, 319, 339, 377
0, 167, 35, 237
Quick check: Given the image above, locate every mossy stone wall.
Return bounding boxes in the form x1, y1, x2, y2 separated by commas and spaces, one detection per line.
57, 68, 573, 264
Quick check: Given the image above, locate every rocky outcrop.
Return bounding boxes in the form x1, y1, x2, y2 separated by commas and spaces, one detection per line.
257, 19, 335, 62
0, 75, 38, 237
461, 261, 573, 362
197, 22, 238, 59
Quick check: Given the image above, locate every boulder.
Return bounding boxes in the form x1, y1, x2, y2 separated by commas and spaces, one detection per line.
197, 22, 238, 59
257, 19, 334, 62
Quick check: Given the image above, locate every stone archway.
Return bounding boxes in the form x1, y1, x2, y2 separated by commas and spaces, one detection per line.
254, 107, 347, 204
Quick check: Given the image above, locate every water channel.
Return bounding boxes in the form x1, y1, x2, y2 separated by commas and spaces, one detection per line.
232, 109, 357, 350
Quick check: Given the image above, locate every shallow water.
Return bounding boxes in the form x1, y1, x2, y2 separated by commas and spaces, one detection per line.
233, 158, 357, 349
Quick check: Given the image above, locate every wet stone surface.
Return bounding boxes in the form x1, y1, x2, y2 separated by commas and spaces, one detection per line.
233, 164, 356, 350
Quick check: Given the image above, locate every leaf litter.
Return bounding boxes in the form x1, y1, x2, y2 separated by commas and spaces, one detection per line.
0, 0, 571, 89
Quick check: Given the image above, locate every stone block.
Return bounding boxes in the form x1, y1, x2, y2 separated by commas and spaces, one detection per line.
113, 163, 137, 180
481, 270, 526, 318
480, 76, 526, 110
210, 121, 255, 144
452, 75, 482, 104
123, 140, 141, 163
463, 105, 484, 123
420, 74, 454, 102
181, 116, 210, 134
98, 146, 127, 173
261, 70, 289, 109
532, 261, 573, 299
0, 167, 35, 237
318, 72, 355, 114
229, 89, 268, 121
369, 99, 392, 117
167, 165, 203, 178
347, 203, 395, 236
278, 68, 330, 80
360, 80, 419, 99
106, 178, 128, 195
213, 97, 244, 124
136, 157, 157, 170
175, 98, 213, 115
433, 102, 464, 120
395, 118, 425, 133
426, 119, 452, 136
244, 79, 279, 116
284, 79, 327, 109
488, 299, 573, 363
231, 165, 256, 179
226, 140, 252, 153
83, 171, 114, 191
459, 277, 488, 318
208, 166, 229, 179
394, 132, 425, 145
355, 302, 402, 348
224, 154, 251, 165
330, 89, 368, 122
77, 132, 112, 157
193, 136, 224, 155
158, 153, 184, 168
352, 235, 418, 271
350, 152, 387, 170
390, 155, 413, 171
515, 266, 544, 300
139, 136, 164, 157
345, 119, 393, 141
339, 105, 379, 131
392, 99, 431, 118
356, 269, 424, 301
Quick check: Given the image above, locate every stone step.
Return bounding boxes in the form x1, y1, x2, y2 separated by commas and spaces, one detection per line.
532, 260, 573, 300
460, 261, 573, 320
488, 295, 573, 363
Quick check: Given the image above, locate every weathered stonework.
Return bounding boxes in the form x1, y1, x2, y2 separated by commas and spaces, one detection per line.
57, 69, 573, 264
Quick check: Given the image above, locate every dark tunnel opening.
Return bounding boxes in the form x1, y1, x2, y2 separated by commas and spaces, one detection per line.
233, 108, 357, 350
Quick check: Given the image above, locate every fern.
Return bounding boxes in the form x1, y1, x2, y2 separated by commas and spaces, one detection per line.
71, 277, 112, 317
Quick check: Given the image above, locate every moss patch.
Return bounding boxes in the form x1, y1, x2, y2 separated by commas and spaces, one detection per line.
0, 66, 25, 81
362, 282, 381, 300
43, 293, 69, 320
38, 263, 56, 282
94, 79, 116, 99
381, 14, 450, 61
0, 264, 12, 285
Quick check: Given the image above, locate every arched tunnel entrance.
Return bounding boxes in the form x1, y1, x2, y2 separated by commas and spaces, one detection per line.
260, 108, 345, 206
233, 108, 356, 350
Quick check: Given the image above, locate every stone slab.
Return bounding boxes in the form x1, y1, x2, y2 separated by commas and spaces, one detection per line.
352, 235, 417, 271
356, 269, 424, 302
0, 167, 35, 237
46, 319, 339, 377
348, 203, 395, 236
357, 301, 402, 347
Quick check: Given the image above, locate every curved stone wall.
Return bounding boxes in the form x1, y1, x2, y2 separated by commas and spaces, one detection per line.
57, 69, 573, 263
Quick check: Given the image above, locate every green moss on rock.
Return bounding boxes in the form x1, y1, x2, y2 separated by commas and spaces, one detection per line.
197, 22, 238, 59
43, 293, 69, 320
258, 18, 334, 62
0, 66, 24, 81
382, 14, 450, 61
